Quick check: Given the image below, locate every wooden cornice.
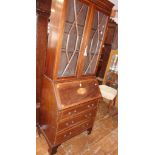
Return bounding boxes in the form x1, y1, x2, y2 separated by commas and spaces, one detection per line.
80, 0, 114, 16
36, 0, 114, 16
92, 0, 114, 9
91, 0, 114, 16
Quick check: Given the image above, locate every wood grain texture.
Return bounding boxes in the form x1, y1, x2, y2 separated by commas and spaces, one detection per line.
60, 99, 98, 119
40, 76, 58, 147
56, 79, 101, 107
58, 108, 96, 132
55, 120, 93, 145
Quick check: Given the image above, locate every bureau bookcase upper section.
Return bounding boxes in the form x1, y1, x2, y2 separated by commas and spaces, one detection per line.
45, 0, 114, 80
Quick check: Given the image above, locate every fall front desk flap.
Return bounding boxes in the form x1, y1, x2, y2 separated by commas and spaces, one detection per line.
55, 79, 102, 109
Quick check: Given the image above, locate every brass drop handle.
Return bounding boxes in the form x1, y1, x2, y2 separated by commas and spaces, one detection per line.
71, 121, 74, 124
69, 132, 72, 135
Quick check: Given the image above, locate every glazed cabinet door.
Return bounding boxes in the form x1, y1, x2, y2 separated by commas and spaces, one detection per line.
82, 7, 108, 75
58, 0, 90, 77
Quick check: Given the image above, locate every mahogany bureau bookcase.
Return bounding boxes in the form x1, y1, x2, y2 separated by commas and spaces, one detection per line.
38, 0, 114, 154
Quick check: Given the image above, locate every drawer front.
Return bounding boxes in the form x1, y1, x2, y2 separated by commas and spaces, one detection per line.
55, 120, 93, 145
61, 100, 98, 119
58, 109, 97, 132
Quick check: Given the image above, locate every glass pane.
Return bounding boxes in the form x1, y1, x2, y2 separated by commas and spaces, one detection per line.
83, 10, 108, 75
58, 0, 88, 77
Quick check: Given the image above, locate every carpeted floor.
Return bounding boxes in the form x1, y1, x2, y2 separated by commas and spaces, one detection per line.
36, 100, 118, 155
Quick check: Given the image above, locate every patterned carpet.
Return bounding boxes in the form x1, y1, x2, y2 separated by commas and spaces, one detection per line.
36, 100, 118, 155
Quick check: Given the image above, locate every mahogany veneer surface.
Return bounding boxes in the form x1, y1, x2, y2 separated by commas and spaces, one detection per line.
56, 79, 101, 107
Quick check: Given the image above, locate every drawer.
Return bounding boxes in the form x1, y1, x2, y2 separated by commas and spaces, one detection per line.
58, 109, 97, 132
55, 120, 93, 145
61, 100, 98, 119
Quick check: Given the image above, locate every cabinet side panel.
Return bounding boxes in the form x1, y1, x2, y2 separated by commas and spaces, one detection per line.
40, 76, 58, 146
